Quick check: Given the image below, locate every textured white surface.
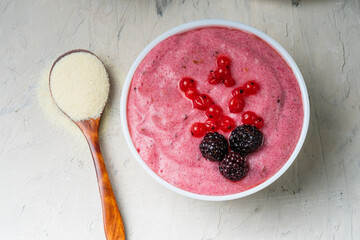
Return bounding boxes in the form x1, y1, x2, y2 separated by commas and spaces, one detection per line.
0, 0, 359, 239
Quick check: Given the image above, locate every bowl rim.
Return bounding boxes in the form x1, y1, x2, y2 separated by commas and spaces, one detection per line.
120, 19, 310, 201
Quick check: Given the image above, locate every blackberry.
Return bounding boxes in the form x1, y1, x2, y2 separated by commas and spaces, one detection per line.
199, 132, 228, 162
229, 125, 263, 156
219, 152, 248, 181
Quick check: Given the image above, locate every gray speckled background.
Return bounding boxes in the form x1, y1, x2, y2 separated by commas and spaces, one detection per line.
0, 0, 359, 239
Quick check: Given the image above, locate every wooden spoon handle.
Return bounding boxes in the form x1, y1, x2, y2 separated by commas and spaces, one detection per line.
76, 119, 126, 240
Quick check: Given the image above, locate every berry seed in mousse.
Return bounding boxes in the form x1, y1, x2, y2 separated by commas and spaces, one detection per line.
127, 27, 303, 196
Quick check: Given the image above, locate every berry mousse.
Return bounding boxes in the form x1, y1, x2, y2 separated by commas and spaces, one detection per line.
127, 27, 304, 196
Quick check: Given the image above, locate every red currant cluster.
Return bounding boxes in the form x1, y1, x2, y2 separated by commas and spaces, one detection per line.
207, 56, 235, 87
232, 81, 264, 129
228, 80, 260, 113
179, 55, 264, 138
241, 111, 264, 129
179, 77, 214, 109
179, 77, 236, 137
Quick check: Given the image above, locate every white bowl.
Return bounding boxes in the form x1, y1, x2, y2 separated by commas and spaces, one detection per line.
120, 19, 310, 201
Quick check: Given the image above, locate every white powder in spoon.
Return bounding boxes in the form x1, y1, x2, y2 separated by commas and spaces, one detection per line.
50, 52, 109, 121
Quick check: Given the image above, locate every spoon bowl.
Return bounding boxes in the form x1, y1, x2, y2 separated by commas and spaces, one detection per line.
50, 49, 126, 240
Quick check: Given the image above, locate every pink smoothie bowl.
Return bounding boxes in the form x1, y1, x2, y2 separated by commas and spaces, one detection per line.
120, 19, 310, 201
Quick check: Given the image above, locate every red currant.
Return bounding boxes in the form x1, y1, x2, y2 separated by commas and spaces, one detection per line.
228, 96, 245, 113
205, 104, 223, 120
254, 117, 264, 129
179, 77, 196, 91
217, 66, 230, 79
193, 94, 213, 110
242, 111, 257, 125
205, 118, 220, 132
185, 87, 198, 100
220, 116, 235, 132
208, 70, 221, 84
223, 76, 235, 87
217, 56, 231, 67
244, 81, 260, 95
191, 122, 206, 137
232, 86, 247, 97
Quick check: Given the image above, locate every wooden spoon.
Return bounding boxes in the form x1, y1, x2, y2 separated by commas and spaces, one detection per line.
49, 49, 126, 240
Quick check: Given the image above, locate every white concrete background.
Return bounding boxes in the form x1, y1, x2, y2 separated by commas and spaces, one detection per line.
1, 0, 359, 239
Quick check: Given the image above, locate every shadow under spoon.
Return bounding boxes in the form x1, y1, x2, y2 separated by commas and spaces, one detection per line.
49, 49, 126, 240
